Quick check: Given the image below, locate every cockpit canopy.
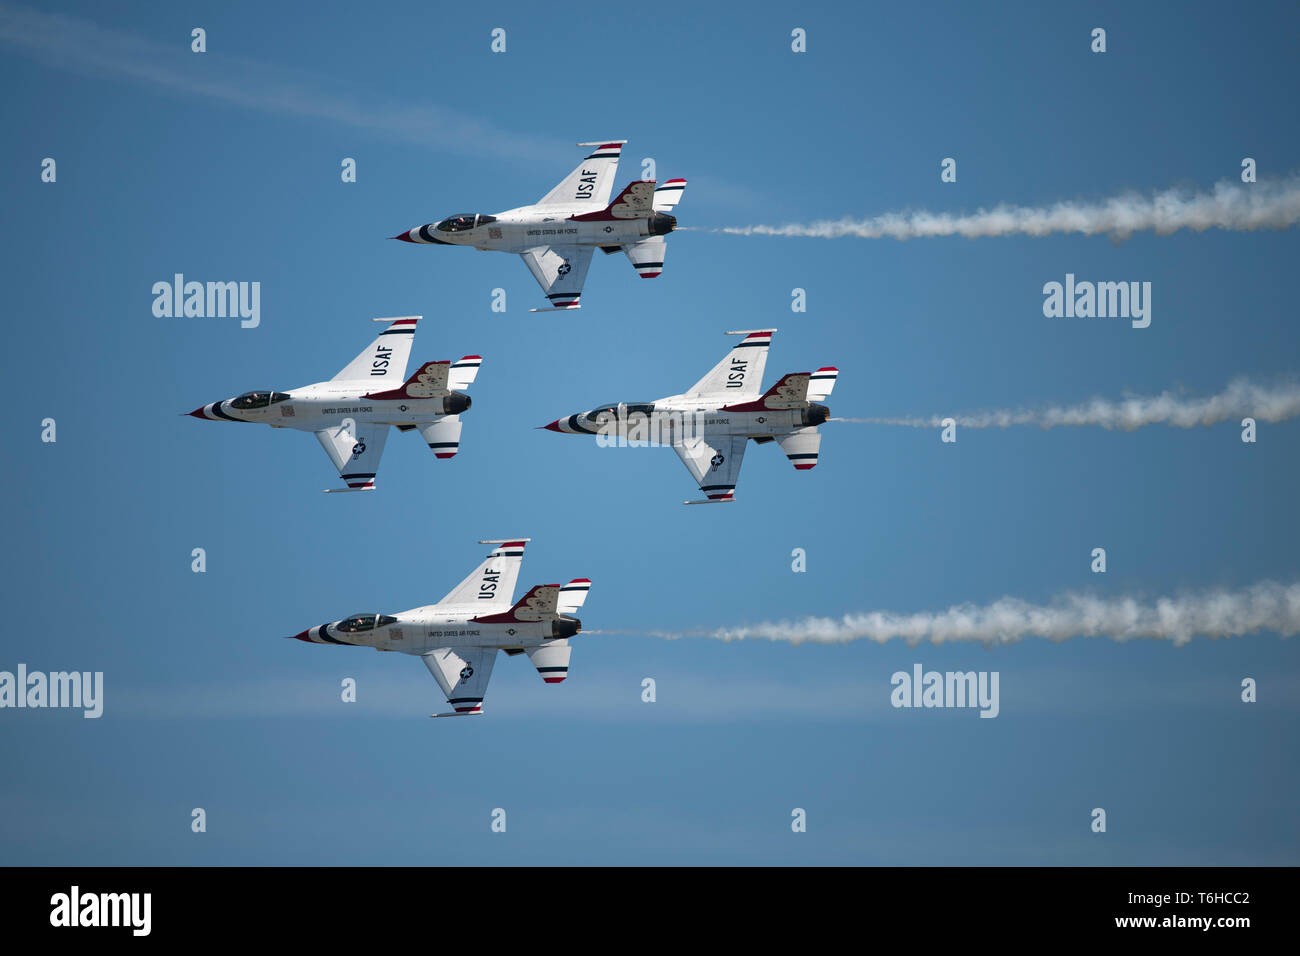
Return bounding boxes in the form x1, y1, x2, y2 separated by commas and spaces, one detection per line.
590, 402, 655, 420
230, 391, 290, 410
436, 213, 497, 233
336, 613, 398, 633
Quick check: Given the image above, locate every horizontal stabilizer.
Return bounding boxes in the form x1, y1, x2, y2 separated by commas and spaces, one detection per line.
557, 579, 592, 614
653, 179, 687, 211
526, 641, 572, 684
776, 427, 822, 470
449, 355, 482, 390
808, 367, 839, 401
624, 236, 666, 278
419, 416, 463, 459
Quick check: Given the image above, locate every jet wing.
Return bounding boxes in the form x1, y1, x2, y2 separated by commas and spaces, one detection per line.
332, 316, 418, 384
520, 245, 594, 310
422, 646, 498, 716
535, 141, 625, 209
316, 421, 390, 492
437, 539, 528, 609
686, 330, 774, 399
673, 434, 747, 503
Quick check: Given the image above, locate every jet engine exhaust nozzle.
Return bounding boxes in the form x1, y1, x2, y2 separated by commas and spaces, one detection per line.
445, 392, 472, 415
649, 212, 677, 236
552, 617, 581, 640
804, 403, 830, 427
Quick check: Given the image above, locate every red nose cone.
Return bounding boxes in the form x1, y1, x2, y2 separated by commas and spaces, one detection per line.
187, 406, 208, 419
392, 231, 415, 242
287, 630, 313, 642
540, 419, 562, 432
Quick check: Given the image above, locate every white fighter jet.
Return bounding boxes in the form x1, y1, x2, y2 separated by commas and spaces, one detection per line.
288, 539, 591, 717
187, 316, 480, 492
392, 140, 686, 311
541, 330, 839, 504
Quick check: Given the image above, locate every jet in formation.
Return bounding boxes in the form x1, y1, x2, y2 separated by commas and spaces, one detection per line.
542, 330, 838, 503
187, 316, 480, 492
289, 539, 591, 717
393, 140, 686, 311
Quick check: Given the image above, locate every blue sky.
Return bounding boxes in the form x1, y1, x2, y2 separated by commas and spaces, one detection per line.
1, 0, 1297, 864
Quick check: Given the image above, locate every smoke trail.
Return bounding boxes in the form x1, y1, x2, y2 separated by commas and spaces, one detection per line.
614, 582, 1299, 648
717, 176, 1300, 241
834, 378, 1300, 431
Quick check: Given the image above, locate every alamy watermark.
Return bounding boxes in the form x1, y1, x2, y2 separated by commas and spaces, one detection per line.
890, 663, 999, 718
152, 274, 260, 328
0, 664, 103, 718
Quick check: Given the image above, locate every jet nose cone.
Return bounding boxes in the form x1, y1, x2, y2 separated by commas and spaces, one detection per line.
187, 405, 209, 419
287, 629, 313, 642
392, 230, 415, 242
540, 419, 563, 432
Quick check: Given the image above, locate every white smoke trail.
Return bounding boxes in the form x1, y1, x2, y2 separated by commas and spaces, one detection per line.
834, 378, 1300, 431
717, 176, 1300, 241
687, 582, 1300, 648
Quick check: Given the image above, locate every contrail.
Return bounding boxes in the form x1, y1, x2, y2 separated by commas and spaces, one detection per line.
603, 582, 1300, 648
716, 176, 1300, 241
833, 378, 1300, 431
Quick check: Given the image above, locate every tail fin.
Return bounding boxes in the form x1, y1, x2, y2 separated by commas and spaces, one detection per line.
653, 179, 687, 211
557, 579, 592, 614
472, 583, 560, 623
571, 180, 657, 221
365, 360, 449, 400
365, 355, 480, 402
722, 371, 811, 411
808, 367, 838, 401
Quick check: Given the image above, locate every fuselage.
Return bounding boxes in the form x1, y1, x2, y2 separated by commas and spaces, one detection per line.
291, 605, 580, 655
544, 394, 830, 441
188, 381, 471, 431
395, 204, 676, 254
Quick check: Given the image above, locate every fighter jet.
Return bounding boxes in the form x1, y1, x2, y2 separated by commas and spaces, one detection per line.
392, 140, 686, 311
187, 316, 480, 492
541, 329, 838, 504
288, 539, 591, 717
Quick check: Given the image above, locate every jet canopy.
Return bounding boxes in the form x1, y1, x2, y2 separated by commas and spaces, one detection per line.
436, 213, 497, 233
230, 391, 291, 410
336, 613, 398, 633
591, 402, 656, 418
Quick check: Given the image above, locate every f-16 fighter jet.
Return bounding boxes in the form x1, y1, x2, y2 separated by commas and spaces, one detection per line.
392, 140, 686, 311
187, 316, 480, 492
288, 539, 591, 717
541, 330, 838, 504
